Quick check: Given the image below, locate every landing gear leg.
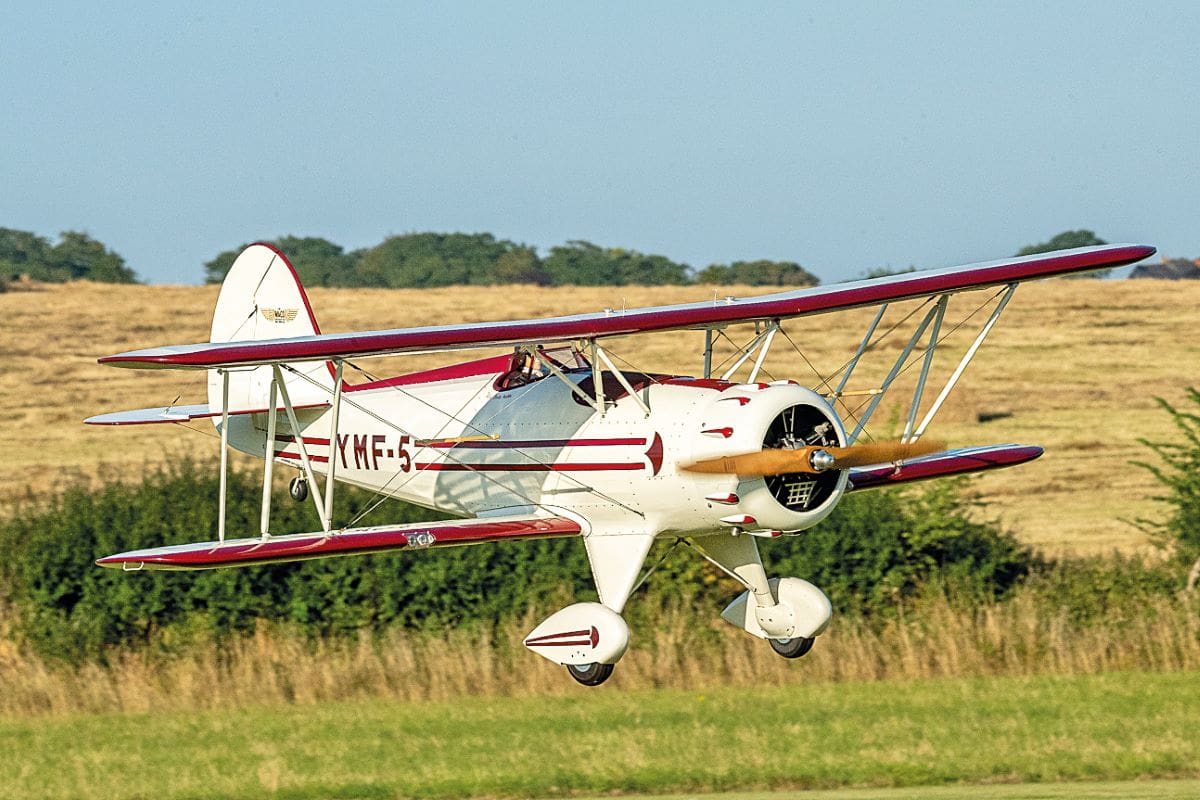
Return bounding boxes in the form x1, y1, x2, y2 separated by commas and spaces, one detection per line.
566, 662, 614, 686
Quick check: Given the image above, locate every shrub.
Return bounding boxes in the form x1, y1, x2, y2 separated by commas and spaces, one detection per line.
1134, 388, 1200, 592
1, 464, 1042, 662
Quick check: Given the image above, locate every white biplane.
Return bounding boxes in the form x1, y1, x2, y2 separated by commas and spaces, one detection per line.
88, 242, 1154, 685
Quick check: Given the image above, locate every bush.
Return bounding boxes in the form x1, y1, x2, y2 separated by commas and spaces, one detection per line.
1135, 388, 1200, 592
0, 461, 594, 661
0, 464, 1047, 662
766, 478, 1036, 617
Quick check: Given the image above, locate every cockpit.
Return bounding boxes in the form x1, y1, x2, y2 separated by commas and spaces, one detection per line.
494, 346, 592, 391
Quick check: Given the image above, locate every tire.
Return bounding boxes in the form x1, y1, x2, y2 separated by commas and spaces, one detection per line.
566, 662, 614, 686
769, 636, 815, 659
289, 476, 308, 502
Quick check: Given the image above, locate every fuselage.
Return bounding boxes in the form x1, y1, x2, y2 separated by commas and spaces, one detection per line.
222, 353, 849, 538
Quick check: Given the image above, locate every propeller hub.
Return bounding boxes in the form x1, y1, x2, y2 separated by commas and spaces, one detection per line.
809, 449, 836, 472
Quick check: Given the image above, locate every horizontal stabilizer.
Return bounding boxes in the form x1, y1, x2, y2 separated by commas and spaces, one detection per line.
96, 513, 582, 570
85, 401, 329, 426
846, 444, 1042, 491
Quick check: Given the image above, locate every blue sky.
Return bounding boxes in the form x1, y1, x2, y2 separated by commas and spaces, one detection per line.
1, 2, 1196, 284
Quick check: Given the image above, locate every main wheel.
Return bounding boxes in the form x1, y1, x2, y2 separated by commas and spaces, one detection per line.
769, 636, 815, 659
566, 662, 614, 686
289, 476, 308, 502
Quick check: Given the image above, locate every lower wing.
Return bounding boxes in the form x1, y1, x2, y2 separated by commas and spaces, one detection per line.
846, 444, 1042, 491
97, 513, 582, 571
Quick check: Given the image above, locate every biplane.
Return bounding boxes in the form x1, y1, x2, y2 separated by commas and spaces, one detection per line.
87, 242, 1154, 685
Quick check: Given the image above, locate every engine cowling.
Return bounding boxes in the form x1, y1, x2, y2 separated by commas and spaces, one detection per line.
687, 383, 849, 533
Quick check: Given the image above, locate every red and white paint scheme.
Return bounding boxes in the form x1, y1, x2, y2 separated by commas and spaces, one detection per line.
88, 241, 1155, 685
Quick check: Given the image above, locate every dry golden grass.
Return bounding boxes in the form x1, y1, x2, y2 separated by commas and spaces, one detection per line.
2, 594, 1196, 718
4, 278, 1198, 555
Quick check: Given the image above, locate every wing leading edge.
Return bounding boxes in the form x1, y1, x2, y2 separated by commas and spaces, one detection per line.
99, 244, 1154, 370
96, 514, 582, 571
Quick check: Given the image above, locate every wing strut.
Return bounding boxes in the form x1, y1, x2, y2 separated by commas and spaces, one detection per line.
322, 360, 345, 525
909, 283, 1016, 442
273, 364, 330, 531
261, 379, 278, 537
720, 321, 780, 382
834, 283, 1017, 446
218, 369, 230, 542
591, 341, 651, 417
848, 298, 944, 443
901, 295, 948, 442
835, 304, 888, 396
703, 329, 714, 378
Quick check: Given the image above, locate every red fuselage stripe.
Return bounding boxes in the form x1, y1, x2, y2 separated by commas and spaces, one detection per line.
426, 437, 646, 449
274, 435, 331, 446
275, 451, 331, 463
413, 462, 644, 472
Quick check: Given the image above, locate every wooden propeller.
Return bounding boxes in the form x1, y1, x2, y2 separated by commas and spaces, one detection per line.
682, 438, 945, 477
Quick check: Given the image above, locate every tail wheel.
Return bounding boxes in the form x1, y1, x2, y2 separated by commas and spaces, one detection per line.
769, 636, 815, 659
289, 476, 308, 502
566, 662, 614, 686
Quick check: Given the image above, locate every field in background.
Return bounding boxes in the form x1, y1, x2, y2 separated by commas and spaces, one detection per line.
3, 278, 1198, 554
1, 672, 1196, 800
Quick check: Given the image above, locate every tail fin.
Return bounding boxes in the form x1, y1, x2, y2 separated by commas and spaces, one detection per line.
206, 243, 335, 415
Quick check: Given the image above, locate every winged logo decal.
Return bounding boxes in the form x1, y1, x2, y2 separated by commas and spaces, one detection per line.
261, 307, 299, 324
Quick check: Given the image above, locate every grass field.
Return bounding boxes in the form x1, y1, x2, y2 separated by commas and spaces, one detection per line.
582, 782, 1200, 799
3, 277, 1199, 555
0, 671, 1196, 800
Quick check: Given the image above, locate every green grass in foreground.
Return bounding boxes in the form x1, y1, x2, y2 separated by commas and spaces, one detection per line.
583, 781, 1200, 800
0, 672, 1196, 800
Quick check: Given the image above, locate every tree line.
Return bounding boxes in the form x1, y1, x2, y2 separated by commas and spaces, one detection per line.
202, 233, 822, 288
0, 228, 136, 285
0, 224, 1125, 290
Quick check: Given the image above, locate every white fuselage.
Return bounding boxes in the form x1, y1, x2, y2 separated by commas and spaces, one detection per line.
223, 365, 848, 538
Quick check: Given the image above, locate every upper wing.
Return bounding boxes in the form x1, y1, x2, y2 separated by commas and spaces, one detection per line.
96, 513, 582, 570
99, 244, 1154, 370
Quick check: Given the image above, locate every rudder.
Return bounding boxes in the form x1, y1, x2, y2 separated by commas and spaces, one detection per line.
206, 243, 334, 416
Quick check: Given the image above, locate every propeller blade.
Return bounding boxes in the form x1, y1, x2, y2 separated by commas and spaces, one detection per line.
681, 439, 945, 477
824, 438, 945, 470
